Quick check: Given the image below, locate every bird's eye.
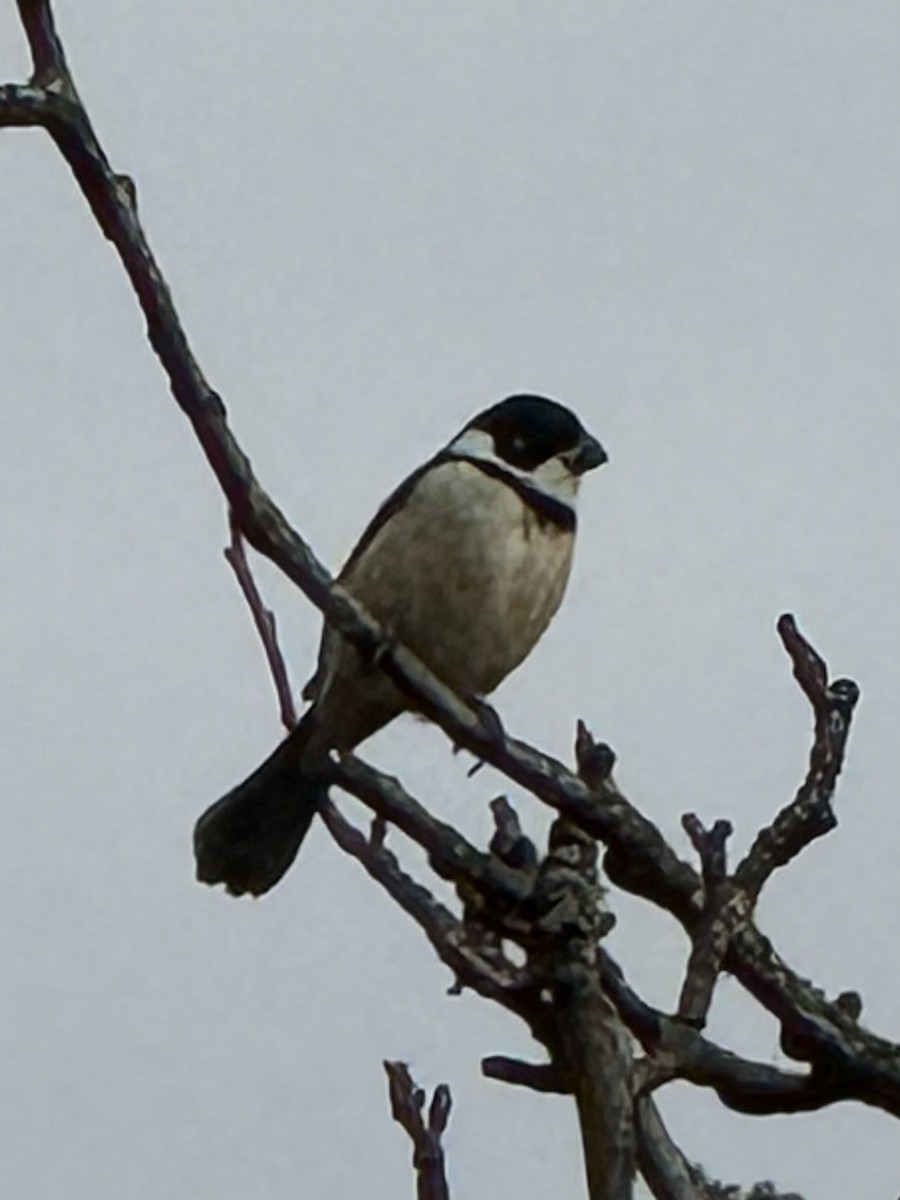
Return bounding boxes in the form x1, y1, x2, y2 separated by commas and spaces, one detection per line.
512, 436, 526, 453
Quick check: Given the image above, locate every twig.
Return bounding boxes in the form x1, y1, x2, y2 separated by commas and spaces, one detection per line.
224, 521, 297, 732
575, 720, 617, 787
488, 795, 538, 872
733, 615, 859, 900
17, 0, 77, 97
324, 755, 530, 907
320, 800, 551, 1040
481, 1056, 571, 1093
681, 815, 732, 889
384, 1062, 452, 1200
677, 816, 738, 1028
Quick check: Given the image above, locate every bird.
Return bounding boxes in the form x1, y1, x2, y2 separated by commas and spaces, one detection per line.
194, 393, 606, 897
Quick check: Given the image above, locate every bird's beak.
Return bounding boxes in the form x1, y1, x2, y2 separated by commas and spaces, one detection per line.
570, 432, 608, 474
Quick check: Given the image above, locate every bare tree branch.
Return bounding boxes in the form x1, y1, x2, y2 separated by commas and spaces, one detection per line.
725, 923, 897, 1112
560, 967, 635, 1200
531, 811, 633, 1199
326, 755, 532, 908
603, 953, 859, 1116
636, 1098, 712, 1200
481, 1056, 571, 1093
733, 615, 859, 901
224, 524, 298, 732
16, 0, 78, 99
677, 816, 736, 1028
320, 799, 553, 1043
637, 1104, 810, 1200
384, 1062, 453, 1200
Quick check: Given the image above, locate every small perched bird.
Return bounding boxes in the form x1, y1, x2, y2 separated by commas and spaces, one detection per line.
194, 394, 606, 897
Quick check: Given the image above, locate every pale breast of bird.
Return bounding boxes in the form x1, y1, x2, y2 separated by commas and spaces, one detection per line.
324, 459, 575, 704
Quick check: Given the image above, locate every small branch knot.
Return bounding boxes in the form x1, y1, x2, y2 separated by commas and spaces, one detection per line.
489, 796, 538, 872
835, 990, 863, 1020
428, 1084, 453, 1133
575, 719, 617, 787
828, 677, 860, 721
682, 813, 732, 886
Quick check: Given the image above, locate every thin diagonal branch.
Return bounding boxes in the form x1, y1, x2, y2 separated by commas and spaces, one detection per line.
320, 799, 552, 1041
636, 1098, 710, 1200
224, 523, 298, 732
325, 755, 530, 908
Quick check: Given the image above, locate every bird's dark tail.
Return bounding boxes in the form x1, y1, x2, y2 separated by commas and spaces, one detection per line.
193, 715, 326, 897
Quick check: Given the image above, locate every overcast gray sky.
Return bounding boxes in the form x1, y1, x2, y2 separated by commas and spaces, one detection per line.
1, 2, 897, 1197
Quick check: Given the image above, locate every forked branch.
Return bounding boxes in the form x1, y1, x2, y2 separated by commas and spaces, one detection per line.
384, 1062, 453, 1200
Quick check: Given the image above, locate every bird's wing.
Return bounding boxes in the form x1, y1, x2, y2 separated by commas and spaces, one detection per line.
301, 454, 443, 702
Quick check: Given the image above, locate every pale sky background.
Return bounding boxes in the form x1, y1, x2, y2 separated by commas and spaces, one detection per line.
0, 3, 897, 1198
